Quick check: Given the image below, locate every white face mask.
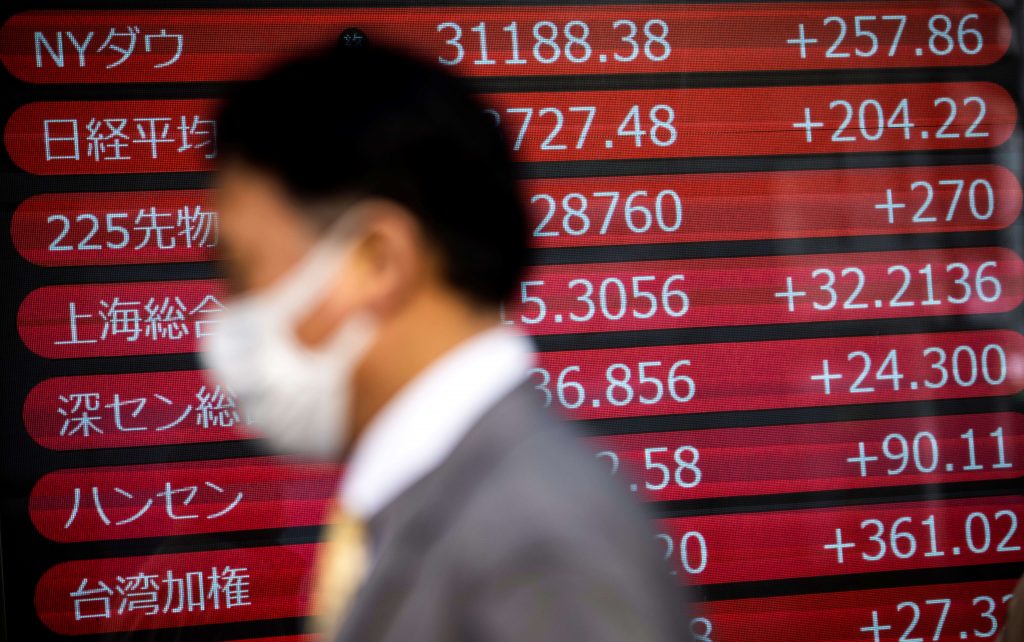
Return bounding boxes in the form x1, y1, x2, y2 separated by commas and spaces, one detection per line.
200, 230, 377, 460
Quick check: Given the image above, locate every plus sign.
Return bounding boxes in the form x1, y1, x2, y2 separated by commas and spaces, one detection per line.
824, 527, 856, 564
786, 23, 819, 58
793, 108, 825, 143
774, 276, 807, 312
860, 610, 893, 642
811, 359, 843, 395
874, 188, 907, 224
847, 442, 880, 477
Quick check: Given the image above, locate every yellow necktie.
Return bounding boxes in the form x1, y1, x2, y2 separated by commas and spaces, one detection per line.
309, 503, 371, 640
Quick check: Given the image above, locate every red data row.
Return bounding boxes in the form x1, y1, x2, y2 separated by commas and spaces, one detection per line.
533, 329, 1024, 420
589, 412, 1023, 502
697, 578, 1018, 641
506, 247, 1024, 335
33, 499, 1021, 634
17, 266, 1024, 357
522, 164, 1022, 248
29, 457, 339, 543
10, 165, 1021, 266
3, 83, 1015, 173
0, 2, 1009, 82
21, 413, 1021, 539
657, 495, 1024, 585
22, 366, 1024, 498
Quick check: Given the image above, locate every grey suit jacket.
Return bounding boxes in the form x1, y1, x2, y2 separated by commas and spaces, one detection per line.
999, 573, 1024, 642
332, 381, 693, 642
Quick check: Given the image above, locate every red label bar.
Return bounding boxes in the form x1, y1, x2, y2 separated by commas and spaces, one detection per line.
507, 247, 1024, 336
522, 164, 1022, 248
0, 2, 1009, 83
24, 370, 254, 451
5, 83, 1015, 173
485, 82, 1015, 162
4, 99, 218, 175
533, 329, 1024, 420
589, 412, 1023, 502
17, 279, 225, 358
35, 544, 317, 635
11, 189, 217, 266
29, 457, 339, 542
696, 579, 1017, 641
658, 495, 1024, 585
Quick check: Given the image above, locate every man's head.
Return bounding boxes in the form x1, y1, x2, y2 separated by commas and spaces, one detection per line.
206, 44, 527, 457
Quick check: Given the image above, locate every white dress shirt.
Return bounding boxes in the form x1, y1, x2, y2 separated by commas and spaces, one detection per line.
339, 325, 534, 521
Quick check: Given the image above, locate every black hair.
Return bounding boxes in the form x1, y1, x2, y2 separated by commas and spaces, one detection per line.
215, 42, 527, 305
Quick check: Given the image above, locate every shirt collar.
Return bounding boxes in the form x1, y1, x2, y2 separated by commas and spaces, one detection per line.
340, 325, 534, 520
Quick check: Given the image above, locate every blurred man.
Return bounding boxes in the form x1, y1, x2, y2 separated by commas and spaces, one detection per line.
204, 43, 690, 642
999, 575, 1023, 641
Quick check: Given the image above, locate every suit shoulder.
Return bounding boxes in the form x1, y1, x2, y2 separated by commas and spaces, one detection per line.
445, 409, 659, 572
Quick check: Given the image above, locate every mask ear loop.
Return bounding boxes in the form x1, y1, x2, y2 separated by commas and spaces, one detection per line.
301, 194, 376, 248
278, 196, 379, 347
219, 195, 370, 317
285, 201, 381, 454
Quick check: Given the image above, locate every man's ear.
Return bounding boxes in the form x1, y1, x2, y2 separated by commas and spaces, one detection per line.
293, 200, 426, 348
351, 199, 427, 314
